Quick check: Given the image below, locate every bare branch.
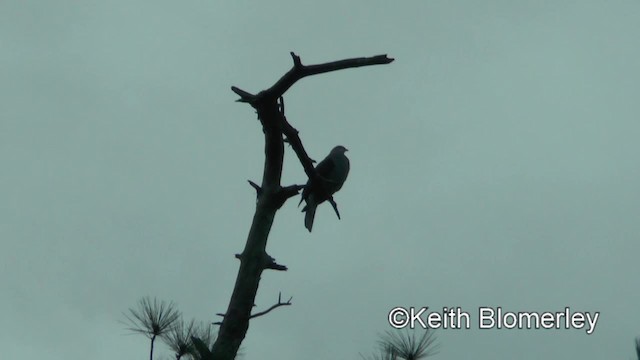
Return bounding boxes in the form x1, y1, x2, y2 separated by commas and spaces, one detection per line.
265, 262, 288, 271
280, 184, 304, 199
249, 292, 293, 320
216, 291, 291, 326
264, 254, 288, 271
247, 180, 262, 199
290, 52, 303, 68
264, 261, 289, 271
273, 184, 305, 209
232, 53, 394, 103
212, 313, 226, 326
231, 86, 256, 103
265, 53, 394, 100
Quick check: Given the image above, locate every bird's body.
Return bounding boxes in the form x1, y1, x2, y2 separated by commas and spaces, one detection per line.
300, 145, 350, 232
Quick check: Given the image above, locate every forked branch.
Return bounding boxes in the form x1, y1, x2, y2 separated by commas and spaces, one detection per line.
232, 52, 394, 104
213, 292, 292, 326
249, 292, 293, 320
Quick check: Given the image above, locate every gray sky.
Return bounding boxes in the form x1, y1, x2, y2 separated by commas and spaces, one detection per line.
2, 1, 639, 359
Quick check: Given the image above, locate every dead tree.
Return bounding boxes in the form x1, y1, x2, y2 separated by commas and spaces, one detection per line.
194, 53, 394, 360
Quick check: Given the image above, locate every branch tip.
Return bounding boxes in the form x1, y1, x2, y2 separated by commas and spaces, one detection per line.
231, 86, 256, 103
248, 180, 262, 198
289, 52, 302, 68
264, 254, 288, 271
266, 262, 288, 271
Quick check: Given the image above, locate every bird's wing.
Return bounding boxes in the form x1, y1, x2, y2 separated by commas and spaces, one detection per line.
314, 156, 336, 177
298, 156, 336, 206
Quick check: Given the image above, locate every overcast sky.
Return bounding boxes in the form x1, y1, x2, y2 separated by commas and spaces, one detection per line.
2, 1, 640, 359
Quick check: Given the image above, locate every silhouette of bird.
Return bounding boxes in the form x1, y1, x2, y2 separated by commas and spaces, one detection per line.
299, 145, 350, 232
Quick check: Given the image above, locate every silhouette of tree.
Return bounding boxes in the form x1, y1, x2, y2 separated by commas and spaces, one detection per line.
123, 53, 393, 359
361, 329, 439, 360
203, 53, 393, 360
122, 296, 181, 360
162, 318, 197, 359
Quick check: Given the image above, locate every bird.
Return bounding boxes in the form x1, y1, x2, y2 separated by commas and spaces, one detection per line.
299, 145, 350, 232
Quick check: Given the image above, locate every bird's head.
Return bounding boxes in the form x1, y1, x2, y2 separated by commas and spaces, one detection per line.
331, 145, 348, 154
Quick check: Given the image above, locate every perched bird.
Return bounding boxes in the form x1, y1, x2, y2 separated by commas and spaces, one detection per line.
300, 145, 350, 232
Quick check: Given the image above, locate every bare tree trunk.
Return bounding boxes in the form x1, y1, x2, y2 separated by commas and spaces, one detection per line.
203, 53, 393, 360
209, 101, 285, 358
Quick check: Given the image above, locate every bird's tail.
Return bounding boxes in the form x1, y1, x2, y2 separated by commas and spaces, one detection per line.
302, 198, 317, 232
